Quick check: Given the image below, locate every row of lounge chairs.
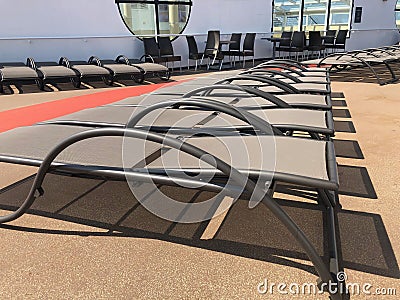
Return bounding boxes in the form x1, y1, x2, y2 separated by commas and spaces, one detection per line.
0, 59, 345, 299
307, 44, 400, 85
0, 56, 170, 92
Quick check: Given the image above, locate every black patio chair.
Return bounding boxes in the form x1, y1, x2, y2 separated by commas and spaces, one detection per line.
239, 33, 256, 68
276, 31, 293, 59
333, 30, 348, 52
288, 31, 306, 60
323, 30, 337, 53
141, 37, 168, 65
186, 35, 203, 71
221, 33, 242, 66
201, 30, 224, 70
307, 31, 325, 59
158, 36, 182, 72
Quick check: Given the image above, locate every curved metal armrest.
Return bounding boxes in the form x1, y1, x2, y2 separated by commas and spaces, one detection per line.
258, 59, 308, 71
127, 98, 282, 136
26, 57, 37, 70
249, 64, 305, 77
240, 69, 302, 83
116, 54, 130, 65
182, 84, 292, 108
88, 56, 102, 66
215, 75, 299, 94
140, 54, 155, 63
59, 57, 71, 68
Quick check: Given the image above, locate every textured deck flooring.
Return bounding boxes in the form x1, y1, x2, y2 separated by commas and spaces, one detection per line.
0, 74, 399, 299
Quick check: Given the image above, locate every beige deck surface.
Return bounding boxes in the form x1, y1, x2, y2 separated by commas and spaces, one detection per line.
0, 77, 399, 299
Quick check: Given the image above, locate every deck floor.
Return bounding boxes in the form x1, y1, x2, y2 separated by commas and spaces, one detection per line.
0, 73, 399, 299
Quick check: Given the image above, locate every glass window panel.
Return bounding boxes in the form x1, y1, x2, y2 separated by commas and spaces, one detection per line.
302, 0, 328, 32
117, 1, 191, 37
396, 1, 400, 29
273, 0, 302, 36
158, 4, 190, 35
329, 0, 351, 31
118, 3, 157, 36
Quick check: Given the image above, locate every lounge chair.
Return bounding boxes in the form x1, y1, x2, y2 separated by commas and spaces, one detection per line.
41, 98, 334, 139
115, 55, 170, 81
152, 74, 331, 101
257, 59, 329, 74
34, 58, 80, 89
310, 51, 398, 85
63, 57, 113, 86
94, 57, 144, 84
0, 101, 344, 299
0, 59, 41, 92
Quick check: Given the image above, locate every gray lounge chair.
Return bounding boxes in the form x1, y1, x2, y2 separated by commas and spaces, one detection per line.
0, 114, 344, 300
34, 58, 80, 89
116, 55, 171, 81
65, 57, 113, 86
41, 94, 334, 138
151, 79, 332, 110
0, 60, 41, 92
95, 57, 144, 84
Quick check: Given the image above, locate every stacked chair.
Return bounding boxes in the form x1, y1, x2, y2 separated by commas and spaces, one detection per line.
306, 41, 400, 85
0, 58, 347, 300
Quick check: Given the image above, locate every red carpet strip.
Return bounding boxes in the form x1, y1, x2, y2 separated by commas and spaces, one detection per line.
0, 81, 182, 133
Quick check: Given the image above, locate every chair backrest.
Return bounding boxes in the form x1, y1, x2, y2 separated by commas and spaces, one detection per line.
324, 30, 337, 44
143, 37, 160, 57
291, 31, 305, 49
243, 33, 256, 52
186, 35, 199, 55
280, 31, 292, 47
308, 31, 322, 47
204, 30, 220, 55
229, 33, 242, 51
158, 37, 174, 56
336, 30, 348, 45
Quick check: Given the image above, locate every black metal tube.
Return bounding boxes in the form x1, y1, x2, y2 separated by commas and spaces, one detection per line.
182, 84, 292, 108
126, 98, 282, 135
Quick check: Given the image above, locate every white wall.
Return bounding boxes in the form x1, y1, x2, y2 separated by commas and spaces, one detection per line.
347, 0, 400, 50
0, 0, 398, 64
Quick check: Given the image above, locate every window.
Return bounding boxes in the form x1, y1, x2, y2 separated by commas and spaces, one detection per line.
116, 0, 192, 38
273, 0, 302, 35
396, 0, 400, 29
329, 0, 352, 31
302, 0, 328, 32
273, 0, 352, 35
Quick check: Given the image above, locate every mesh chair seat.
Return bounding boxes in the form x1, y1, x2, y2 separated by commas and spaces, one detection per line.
0, 66, 39, 80
103, 63, 142, 75
0, 125, 160, 169
72, 64, 110, 76
149, 135, 331, 182
131, 62, 168, 73
204, 108, 329, 130
37, 66, 77, 78
48, 106, 214, 129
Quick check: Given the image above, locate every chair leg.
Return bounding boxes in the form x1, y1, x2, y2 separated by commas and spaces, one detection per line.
188, 58, 190, 70
195, 59, 198, 71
